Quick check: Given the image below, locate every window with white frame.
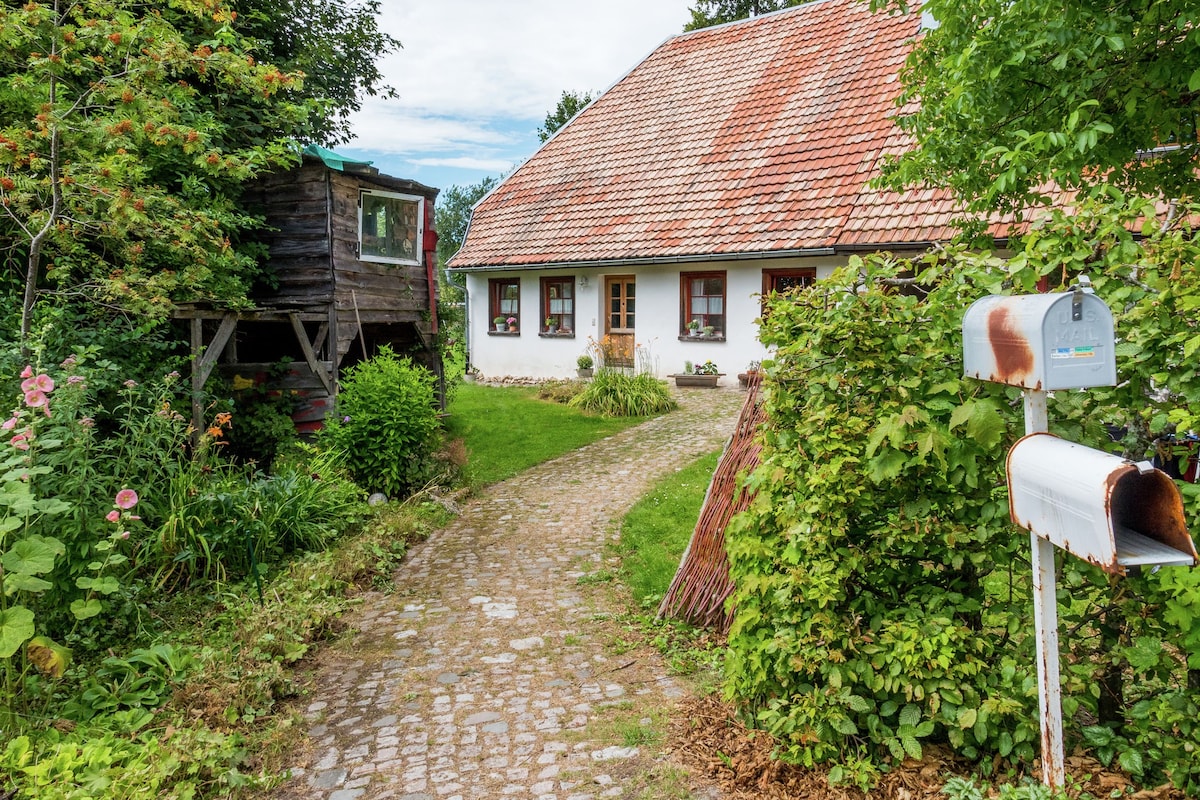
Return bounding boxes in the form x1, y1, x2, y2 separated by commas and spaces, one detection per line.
358, 189, 423, 265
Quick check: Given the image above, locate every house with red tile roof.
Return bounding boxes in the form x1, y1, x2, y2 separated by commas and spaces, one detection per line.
448, 0, 978, 380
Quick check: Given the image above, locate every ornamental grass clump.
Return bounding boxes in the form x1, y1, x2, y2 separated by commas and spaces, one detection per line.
568, 369, 676, 417
319, 346, 441, 498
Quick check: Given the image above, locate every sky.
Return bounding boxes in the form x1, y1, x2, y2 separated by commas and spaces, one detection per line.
336, 0, 696, 197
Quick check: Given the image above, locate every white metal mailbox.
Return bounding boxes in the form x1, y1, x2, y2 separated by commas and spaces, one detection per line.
962, 284, 1117, 390
1007, 432, 1198, 574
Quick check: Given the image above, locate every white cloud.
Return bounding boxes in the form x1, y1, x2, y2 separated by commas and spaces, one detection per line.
410, 155, 515, 172
346, 0, 693, 158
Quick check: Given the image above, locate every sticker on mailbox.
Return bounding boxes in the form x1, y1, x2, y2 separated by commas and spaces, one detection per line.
1051, 346, 1096, 359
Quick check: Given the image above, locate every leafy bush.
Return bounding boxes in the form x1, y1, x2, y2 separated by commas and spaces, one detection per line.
725, 194, 1200, 792
320, 347, 441, 498
568, 370, 676, 417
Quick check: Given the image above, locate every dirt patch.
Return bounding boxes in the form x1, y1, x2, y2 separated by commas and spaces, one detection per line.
669, 694, 1188, 800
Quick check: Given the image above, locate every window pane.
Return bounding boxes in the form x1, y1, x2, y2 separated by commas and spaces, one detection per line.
361, 194, 419, 263
563, 299, 573, 314
710, 297, 723, 314
626, 283, 635, 298
626, 298, 635, 314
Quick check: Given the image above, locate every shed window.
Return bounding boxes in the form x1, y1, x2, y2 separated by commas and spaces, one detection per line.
681, 271, 726, 336
490, 278, 520, 327
359, 189, 423, 266
541, 277, 574, 332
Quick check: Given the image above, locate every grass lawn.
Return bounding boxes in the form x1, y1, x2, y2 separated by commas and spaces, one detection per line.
618, 450, 721, 605
444, 382, 649, 486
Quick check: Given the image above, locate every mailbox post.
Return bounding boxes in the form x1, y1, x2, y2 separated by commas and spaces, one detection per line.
962, 279, 1197, 789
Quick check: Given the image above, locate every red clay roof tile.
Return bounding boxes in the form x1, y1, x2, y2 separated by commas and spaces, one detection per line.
451, 0, 986, 269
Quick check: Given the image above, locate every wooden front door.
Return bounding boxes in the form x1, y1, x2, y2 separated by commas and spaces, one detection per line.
604, 275, 635, 368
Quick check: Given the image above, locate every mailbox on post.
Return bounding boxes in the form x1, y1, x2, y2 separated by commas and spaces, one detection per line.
962, 282, 1116, 390
961, 278, 1197, 789
1007, 433, 1197, 575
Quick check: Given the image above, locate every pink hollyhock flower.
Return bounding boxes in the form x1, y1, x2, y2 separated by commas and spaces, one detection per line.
23, 390, 47, 408
20, 377, 35, 392
1, 416, 17, 431
19, 365, 32, 379
119, 531, 130, 540
10, 433, 29, 451
115, 489, 138, 509
106, 509, 120, 523
33, 374, 53, 392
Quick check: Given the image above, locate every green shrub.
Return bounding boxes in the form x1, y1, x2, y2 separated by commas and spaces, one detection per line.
568, 370, 676, 417
320, 347, 441, 498
726, 195, 1200, 792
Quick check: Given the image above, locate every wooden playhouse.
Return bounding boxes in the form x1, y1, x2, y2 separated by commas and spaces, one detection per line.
175, 146, 442, 433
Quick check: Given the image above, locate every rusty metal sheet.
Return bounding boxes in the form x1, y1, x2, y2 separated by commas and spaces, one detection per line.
1007, 433, 1197, 574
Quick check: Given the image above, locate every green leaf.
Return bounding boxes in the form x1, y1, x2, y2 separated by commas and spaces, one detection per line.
70, 599, 102, 620
1190, 67, 1200, 93
1124, 637, 1162, 670
0, 606, 35, 658
899, 703, 920, 728
965, 401, 1005, 449
957, 707, 977, 729
4, 573, 52, 594
2, 535, 64, 576
901, 734, 922, 760
846, 694, 872, 712
831, 716, 858, 735
1118, 749, 1144, 776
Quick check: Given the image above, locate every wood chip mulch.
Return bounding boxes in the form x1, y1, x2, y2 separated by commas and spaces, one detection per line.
668, 694, 1187, 800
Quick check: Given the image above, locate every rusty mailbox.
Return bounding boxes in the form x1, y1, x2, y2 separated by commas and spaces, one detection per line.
1008, 433, 1198, 574
962, 282, 1117, 390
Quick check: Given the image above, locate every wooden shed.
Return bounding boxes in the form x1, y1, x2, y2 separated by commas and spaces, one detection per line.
176, 146, 442, 433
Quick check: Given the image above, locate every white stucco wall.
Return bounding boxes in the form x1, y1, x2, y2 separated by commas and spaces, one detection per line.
462, 256, 849, 381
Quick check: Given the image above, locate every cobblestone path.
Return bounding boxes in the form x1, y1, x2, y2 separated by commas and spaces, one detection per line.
268, 387, 745, 800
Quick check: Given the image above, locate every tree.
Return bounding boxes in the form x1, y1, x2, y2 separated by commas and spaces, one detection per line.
0, 1, 321, 345
232, 0, 400, 146
875, 0, 1200, 215
683, 0, 805, 31
436, 176, 498, 269
537, 90, 595, 143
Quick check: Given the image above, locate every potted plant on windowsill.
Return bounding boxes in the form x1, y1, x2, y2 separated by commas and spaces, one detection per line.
702, 325, 715, 338
493, 315, 506, 332
687, 318, 701, 337
546, 316, 558, 334
506, 316, 518, 332
672, 359, 721, 387
576, 354, 594, 378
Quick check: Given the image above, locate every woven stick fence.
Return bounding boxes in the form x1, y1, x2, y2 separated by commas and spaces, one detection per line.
658, 374, 764, 633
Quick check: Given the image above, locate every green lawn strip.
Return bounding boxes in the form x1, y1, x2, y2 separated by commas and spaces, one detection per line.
444, 382, 647, 486
617, 450, 721, 605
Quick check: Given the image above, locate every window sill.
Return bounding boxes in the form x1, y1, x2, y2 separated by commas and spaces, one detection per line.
538, 331, 576, 339
488, 330, 521, 336
678, 335, 726, 342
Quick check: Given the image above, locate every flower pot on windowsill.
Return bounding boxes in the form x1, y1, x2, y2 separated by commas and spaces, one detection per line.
495, 323, 505, 332
547, 325, 558, 335
508, 326, 518, 332
672, 373, 721, 388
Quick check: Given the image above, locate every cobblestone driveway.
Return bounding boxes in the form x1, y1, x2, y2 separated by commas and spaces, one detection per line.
266, 387, 745, 800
